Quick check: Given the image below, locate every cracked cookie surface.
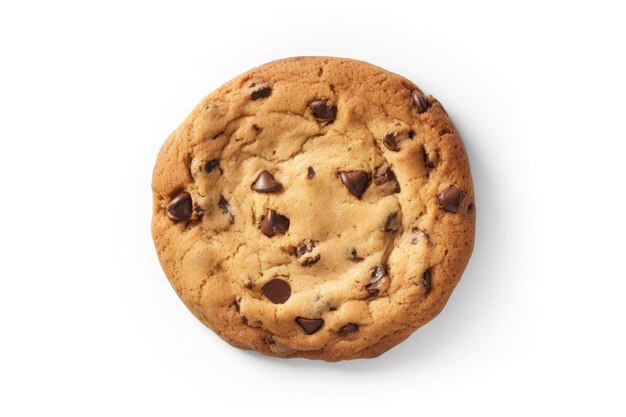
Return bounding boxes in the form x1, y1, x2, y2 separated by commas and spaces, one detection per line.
152, 57, 475, 361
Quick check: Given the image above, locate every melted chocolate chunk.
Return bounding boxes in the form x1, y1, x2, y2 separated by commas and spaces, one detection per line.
383, 132, 400, 151
337, 323, 359, 336
385, 212, 400, 232
422, 145, 436, 169
309, 99, 337, 122
259, 209, 290, 237
373, 164, 393, 186
302, 254, 321, 267
251, 87, 272, 100
339, 171, 370, 198
295, 317, 324, 334
218, 195, 235, 224
366, 265, 387, 295
411, 90, 429, 113
294, 240, 320, 266
411, 228, 429, 244
167, 192, 192, 221
218, 195, 228, 211
251, 170, 282, 193
423, 269, 432, 294
437, 185, 463, 213
204, 159, 220, 173
295, 240, 318, 257
262, 278, 291, 304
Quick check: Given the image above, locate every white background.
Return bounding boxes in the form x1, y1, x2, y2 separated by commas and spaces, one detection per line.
1, 1, 625, 415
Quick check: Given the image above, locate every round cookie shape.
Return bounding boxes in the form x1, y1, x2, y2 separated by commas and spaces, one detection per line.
151, 57, 475, 361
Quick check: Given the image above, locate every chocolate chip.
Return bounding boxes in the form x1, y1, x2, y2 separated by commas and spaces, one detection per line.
422, 145, 436, 169
385, 212, 400, 232
251, 170, 282, 193
205, 159, 221, 173
309, 99, 337, 122
295, 317, 324, 334
167, 192, 193, 221
337, 323, 359, 336
372, 265, 386, 280
422, 269, 432, 294
218, 195, 235, 224
366, 265, 387, 295
259, 209, 290, 237
294, 240, 320, 266
373, 164, 400, 194
373, 163, 396, 185
412, 90, 429, 113
217, 195, 229, 214
302, 254, 320, 267
234, 299, 240, 312
347, 247, 364, 262
383, 132, 400, 151
468, 202, 474, 214
251, 87, 272, 100
408, 130, 415, 139
218, 195, 228, 211
307, 166, 315, 179
437, 185, 463, 213
339, 171, 370, 198
262, 278, 291, 304
411, 228, 429, 244
295, 240, 318, 257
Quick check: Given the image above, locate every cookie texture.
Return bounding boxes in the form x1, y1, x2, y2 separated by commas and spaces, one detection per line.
152, 57, 475, 361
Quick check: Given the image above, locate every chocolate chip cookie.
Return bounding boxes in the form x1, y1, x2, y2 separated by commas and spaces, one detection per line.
152, 57, 475, 361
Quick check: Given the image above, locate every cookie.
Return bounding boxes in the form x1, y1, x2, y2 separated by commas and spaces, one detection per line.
152, 57, 475, 361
